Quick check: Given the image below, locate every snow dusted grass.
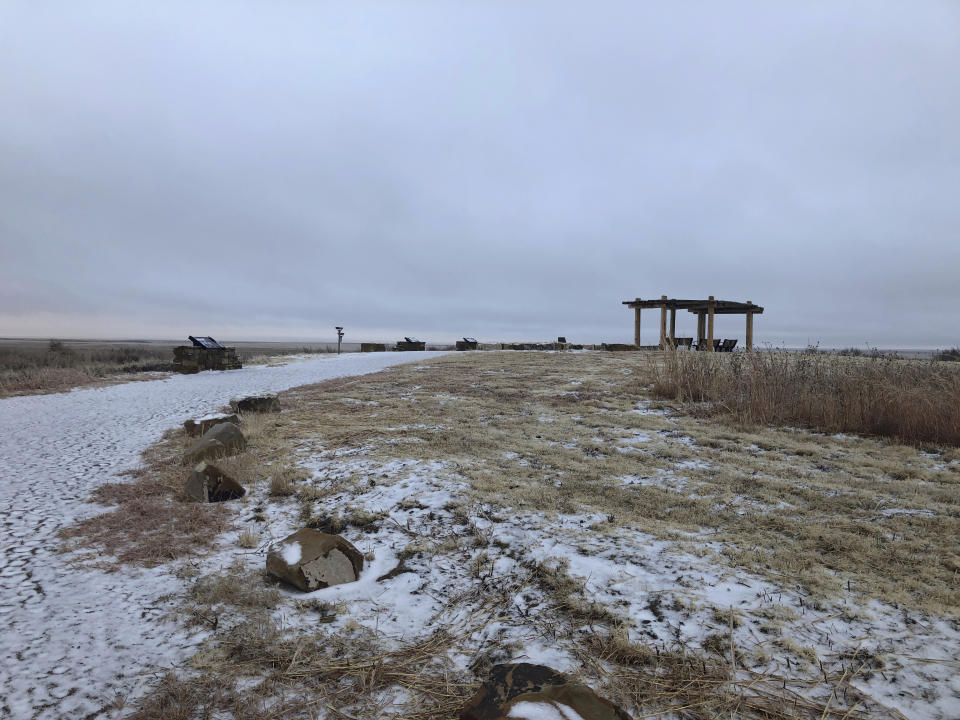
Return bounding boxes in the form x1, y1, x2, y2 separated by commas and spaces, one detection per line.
67, 351, 960, 719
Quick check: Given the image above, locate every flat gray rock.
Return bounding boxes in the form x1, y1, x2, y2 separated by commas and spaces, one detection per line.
183, 414, 239, 437
266, 529, 364, 591
460, 663, 632, 720
233, 394, 281, 413
183, 422, 247, 464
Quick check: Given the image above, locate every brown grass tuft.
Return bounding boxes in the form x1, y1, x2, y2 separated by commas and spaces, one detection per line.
130, 624, 474, 720
236, 529, 260, 548
60, 494, 231, 566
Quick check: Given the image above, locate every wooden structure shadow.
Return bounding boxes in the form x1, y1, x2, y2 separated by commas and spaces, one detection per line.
622, 296, 764, 351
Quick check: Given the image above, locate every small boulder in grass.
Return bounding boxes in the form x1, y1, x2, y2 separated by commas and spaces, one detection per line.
183, 414, 240, 437
233, 394, 281, 414
267, 529, 364, 591
184, 422, 247, 464
460, 663, 631, 720
184, 462, 245, 502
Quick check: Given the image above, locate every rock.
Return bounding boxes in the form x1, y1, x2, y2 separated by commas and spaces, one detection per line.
184, 462, 245, 502
184, 422, 247, 464
233, 394, 281, 413
183, 414, 240, 437
460, 663, 631, 720
266, 529, 364, 591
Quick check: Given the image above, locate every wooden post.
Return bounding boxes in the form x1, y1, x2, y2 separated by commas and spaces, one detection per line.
697, 312, 706, 344
669, 308, 677, 349
659, 296, 668, 350
707, 295, 715, 352
746, 301, 754, 351
634, 305, 642, 347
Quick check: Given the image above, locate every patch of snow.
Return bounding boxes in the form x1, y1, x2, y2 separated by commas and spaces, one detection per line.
281, 542, 302, 565
879, 507, 935, 518
508, 700, 586, 720
630, 400, 666, 416
674, 459, 709, 471
617, 432, 651, 445
620, 473, 689, 492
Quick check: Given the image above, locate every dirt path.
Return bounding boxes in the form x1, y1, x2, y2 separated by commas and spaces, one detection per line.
0, 351, 446, 719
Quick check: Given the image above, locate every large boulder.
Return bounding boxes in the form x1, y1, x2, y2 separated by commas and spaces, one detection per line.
183, 414, 240, 437
184, 462, 245, 502
266, 529, 364, 591
233, 394, 281, 413
184, 422, 247, 464
460, 664, 631, 720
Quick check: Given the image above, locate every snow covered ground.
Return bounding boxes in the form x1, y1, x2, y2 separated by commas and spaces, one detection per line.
0, 351, 446, 719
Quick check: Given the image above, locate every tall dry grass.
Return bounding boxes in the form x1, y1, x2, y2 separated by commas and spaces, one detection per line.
643, 350, 960, 446
0, 341, 173, 396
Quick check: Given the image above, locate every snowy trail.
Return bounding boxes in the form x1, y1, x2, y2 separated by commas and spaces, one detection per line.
0, 352, 445, 719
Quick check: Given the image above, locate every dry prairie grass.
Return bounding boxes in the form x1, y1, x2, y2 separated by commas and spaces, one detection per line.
644, 349, 960, 446
71, 351, 956, 718
131, 624, 886, 720
130, 547, 891, 720
258, 351, 959, 613
0, 341, 173, 397
74, 349, 958, 609
130, 624, 476, 720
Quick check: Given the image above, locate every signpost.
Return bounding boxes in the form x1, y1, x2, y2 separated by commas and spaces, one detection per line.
335, 326, 344, 355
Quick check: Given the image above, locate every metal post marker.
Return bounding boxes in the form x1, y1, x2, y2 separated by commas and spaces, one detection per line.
335, 327, 344, 355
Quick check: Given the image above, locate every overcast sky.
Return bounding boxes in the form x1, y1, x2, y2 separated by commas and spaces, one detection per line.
1, 1, 958, 347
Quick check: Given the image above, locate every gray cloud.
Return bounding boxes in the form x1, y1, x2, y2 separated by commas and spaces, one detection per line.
1, 0, 958, 347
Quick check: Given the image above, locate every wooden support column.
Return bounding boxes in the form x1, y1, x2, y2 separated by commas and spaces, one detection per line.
669, 308, 677, 349
746, 302, 754, 351
634, 304, 642, 347
707, 295, 715, 352
659, 295, 668, 350
696, 312, 706, 344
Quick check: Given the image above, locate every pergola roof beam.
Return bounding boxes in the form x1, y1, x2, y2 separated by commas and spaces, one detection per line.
622, 298, 763, 314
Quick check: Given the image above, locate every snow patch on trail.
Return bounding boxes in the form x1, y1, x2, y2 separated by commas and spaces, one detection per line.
0, 351, 446, 720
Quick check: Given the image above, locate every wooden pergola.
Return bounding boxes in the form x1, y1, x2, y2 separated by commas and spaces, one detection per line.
622, 296, 764, 351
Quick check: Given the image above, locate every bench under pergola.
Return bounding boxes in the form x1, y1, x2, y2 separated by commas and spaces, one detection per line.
622, 296, 764, 351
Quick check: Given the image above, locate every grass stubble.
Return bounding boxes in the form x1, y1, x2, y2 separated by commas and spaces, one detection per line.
60, 350, 960, 719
